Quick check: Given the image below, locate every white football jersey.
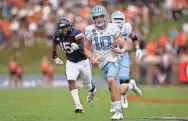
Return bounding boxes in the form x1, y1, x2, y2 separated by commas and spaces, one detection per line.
84, 23, 121, 69
119, 22, 132, 40
114, 22, 133, 57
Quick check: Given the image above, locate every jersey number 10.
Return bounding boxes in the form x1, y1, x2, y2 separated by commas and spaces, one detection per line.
94, 36, 112, 50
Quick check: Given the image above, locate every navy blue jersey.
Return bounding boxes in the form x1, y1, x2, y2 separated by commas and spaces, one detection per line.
53, 29, 87, 63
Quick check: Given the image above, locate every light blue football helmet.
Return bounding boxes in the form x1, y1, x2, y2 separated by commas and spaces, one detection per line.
91, 5, 108, 28
111, 11, 125, 27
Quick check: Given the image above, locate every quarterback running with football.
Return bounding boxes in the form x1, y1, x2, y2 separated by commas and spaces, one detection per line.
52, 17, 96, 114
84, 5, 129, 120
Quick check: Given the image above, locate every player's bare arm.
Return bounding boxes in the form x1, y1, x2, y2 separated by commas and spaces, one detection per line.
129, 32, 139, 48
129, 32, 143, 59
52, 37, 64, 64
84, 38, 99, 65
52, 40, 57, 57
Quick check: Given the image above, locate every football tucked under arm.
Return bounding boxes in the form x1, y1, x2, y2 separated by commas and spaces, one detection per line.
111, 33, 125, 49
111, 33, 129, 53
111, 32, 121, 48
111, 41, 118, 48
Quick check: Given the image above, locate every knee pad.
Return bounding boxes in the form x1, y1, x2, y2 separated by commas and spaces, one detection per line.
120, 79, 130, 84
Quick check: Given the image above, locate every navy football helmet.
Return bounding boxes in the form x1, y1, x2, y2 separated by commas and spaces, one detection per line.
57, 17, 72, 35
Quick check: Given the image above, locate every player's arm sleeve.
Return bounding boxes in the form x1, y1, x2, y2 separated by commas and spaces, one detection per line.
74, 30, 84, 49
130, 32, 138, 42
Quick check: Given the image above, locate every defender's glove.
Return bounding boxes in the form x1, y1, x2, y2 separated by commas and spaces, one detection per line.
52, 51, 64, 64
54, 57, 64, 64
136, 47, 143, 59
71, 43, 79, 51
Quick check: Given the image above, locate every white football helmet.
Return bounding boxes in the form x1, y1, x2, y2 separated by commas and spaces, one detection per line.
91, 5, 108, 29
111, 11, 125, 28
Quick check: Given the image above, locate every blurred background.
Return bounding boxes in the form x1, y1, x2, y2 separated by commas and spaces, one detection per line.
0, 0, 188, 88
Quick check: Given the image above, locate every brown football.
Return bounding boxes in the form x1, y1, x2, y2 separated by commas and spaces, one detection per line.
111, 41, 118, 48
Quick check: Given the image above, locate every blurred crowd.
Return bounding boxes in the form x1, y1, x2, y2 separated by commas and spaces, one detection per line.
138, 26, 188, 85
0, 0, 188, 86
0, 0, 187, 46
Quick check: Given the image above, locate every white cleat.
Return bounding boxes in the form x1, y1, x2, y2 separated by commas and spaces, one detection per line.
75, 104, 84, 114
121, 95, 128, 108
110, 103, 116, 113
111, 112, 123, 120
86, 88, 96, 103
130, 79, 142, 97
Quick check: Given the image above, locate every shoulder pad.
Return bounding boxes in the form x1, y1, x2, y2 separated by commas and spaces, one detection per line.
84, 25, 93, 40
53, 30, 61, 42
124, 23, 132, 29
123, 23, 132, 35
71, 29, 84, 41
53, 30, 61, 38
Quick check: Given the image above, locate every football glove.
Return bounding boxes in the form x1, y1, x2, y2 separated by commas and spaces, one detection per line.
136, 48, 143, 59
54, 57, 64, 64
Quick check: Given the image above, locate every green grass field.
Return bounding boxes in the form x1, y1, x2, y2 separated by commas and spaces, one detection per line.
0, 86, 188, 121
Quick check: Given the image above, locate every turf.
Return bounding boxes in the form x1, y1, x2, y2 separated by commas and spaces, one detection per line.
0, 86, 188, 121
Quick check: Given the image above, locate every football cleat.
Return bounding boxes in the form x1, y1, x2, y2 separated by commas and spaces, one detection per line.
75, 104, 84, 114
86, 83, 96, 103
111, 112, 123, 120
130, 79, 142, 97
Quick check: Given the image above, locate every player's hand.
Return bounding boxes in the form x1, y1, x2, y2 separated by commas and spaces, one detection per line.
136, 48, 143, 59
91, 57, 99, 66
110, 44, 124, 54
71, 43, 79, 51
54, 57, 64, 64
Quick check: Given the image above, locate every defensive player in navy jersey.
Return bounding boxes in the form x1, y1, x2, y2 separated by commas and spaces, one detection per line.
52, 17, 96, 114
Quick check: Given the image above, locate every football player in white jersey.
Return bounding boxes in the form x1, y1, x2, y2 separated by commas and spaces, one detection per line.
84, 5, 129, 120
110, 11, 142, 111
